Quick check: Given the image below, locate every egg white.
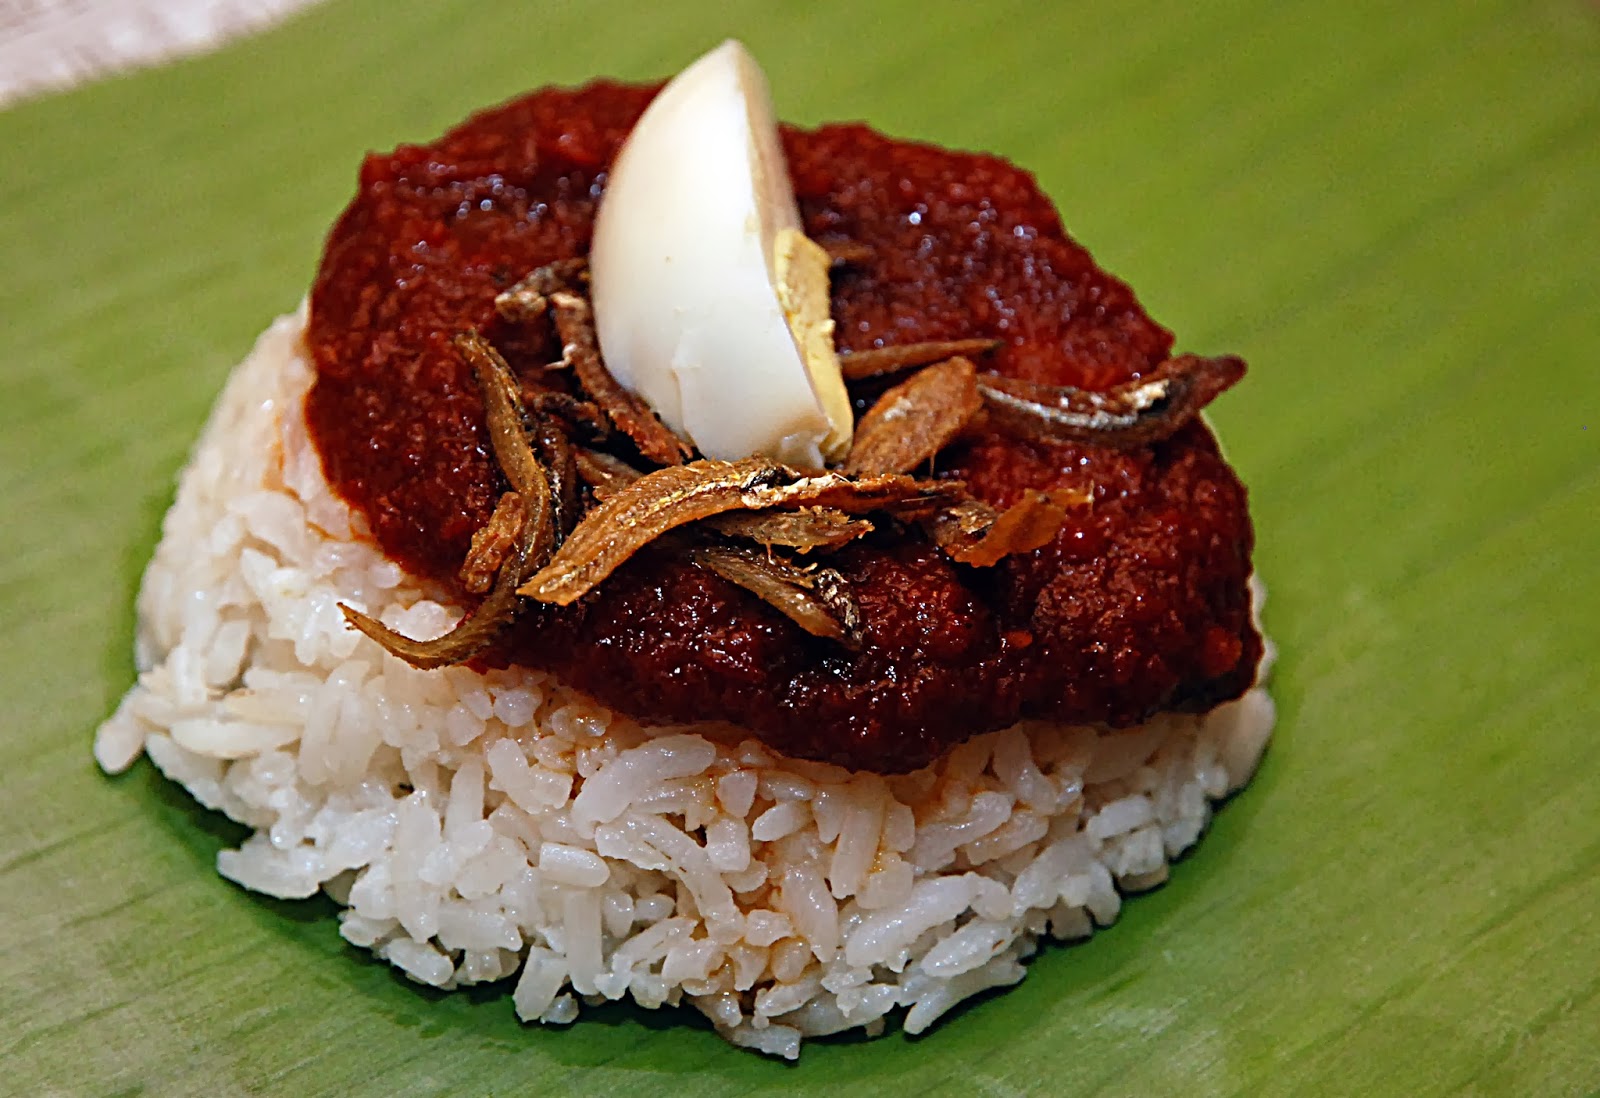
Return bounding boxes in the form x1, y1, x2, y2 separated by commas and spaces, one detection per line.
588, 39, 851, 469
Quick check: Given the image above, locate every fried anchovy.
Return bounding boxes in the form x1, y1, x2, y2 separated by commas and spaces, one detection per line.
548, 289, 693, 466
457, 331, 549, 499
458, 491, 528, 594
839, 339, 1003, 381
496, 258, 688, 464
703, 508, 873, 553
519, 459, 947, 606
528, 406, 579, 538
809, 566, 861, 640
522, 389, 612, 442
925, 488, 1089, 567
978, 353, 1246, 449
844, 356, 984, 475
457, 329, 577, 545
574, 447, 645, 498
494, 257, 589, 323
926, 497, 995, 542
688, 544, 861, 648
822, 240, 875, 267
766, 472, 962, 514
870, 479, 972, 521
340, 332, 557, 668
570, 450, 870, 555
574, 447, 873, 549
521, 458, 784, 604
341, 541, 533, 669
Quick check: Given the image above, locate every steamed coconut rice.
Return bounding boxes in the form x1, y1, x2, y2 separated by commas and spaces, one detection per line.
94, 307, 1275, 1058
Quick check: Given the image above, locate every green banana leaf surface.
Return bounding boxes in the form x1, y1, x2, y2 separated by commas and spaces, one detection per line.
2, 1, 1597, 1094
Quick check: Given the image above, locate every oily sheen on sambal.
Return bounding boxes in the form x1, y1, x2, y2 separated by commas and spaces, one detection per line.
306, 80, 1261, 773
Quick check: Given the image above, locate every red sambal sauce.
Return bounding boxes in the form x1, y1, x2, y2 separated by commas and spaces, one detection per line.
306, 80, 1261, 773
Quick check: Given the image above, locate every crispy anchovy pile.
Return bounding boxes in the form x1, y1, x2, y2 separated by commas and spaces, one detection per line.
498, 260, 690, 465
343, 258, 1245, 667
520, 458, 955, 606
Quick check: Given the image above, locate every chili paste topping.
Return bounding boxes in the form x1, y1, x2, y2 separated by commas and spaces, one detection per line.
306, 80, 1261, 773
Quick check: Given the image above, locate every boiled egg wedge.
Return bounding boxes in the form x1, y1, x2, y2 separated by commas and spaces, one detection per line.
588, 40, 852, 469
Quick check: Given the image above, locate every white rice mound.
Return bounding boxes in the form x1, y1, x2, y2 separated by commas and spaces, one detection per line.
96, 308, 1276, 1059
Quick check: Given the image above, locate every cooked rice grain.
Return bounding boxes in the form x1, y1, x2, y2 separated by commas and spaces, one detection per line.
95, 309, 1275, 1058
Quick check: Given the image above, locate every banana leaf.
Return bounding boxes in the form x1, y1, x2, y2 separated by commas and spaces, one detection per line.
1, 0, 1596, 1093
